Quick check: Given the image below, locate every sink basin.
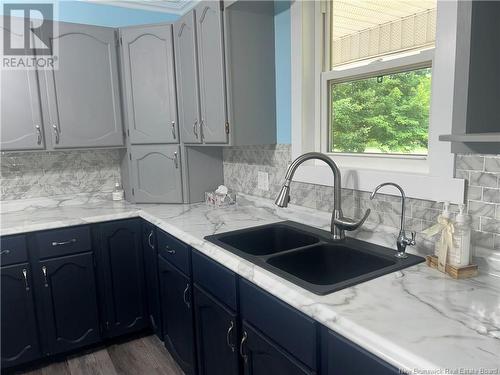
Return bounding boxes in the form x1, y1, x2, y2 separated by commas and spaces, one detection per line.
205, 221, 424, 295
208, 224, 319, 256
267, 243, 396, 286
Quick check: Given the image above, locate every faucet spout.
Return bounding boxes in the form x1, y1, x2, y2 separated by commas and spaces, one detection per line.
370, 182, 416, 258
275, 152, 370, 240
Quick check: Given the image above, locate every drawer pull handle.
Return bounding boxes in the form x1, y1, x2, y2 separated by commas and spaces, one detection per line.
148, 230, 154, 249
22, 268, 30, 291
183, 283, 191, 309
239, 331, 248, 363
35, 125, 42, 145
0, 249, 11, 255
42, 266, 48, 287
171, 121, 176, 139
193, 120, 198, 138
51, 238, 77, 246
52, 124, 59, 144
226, 320, 236, 352
173, 151, 179, 169
165, 246, 176, 255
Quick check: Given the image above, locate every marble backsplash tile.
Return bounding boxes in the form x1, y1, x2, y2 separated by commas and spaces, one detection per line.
1, 149, 122, 201
223, 145, 500, 253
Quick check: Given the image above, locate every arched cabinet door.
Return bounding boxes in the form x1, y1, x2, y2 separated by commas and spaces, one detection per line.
36, 253, 101, 355
174, 11, 202, 144
1, 263, 41, 368
130, 145, 183, 203
195, 1, 228, 144
120, 25, 178, 144
98, 219, 147, 338
0, 19, 45, 151
41, 22, 123, 148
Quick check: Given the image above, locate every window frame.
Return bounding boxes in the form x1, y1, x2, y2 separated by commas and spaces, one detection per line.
290, 0, 467, 203
320, 48, 434, 174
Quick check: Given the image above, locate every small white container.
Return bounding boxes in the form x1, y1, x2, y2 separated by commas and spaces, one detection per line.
451, 204, 472, 267
112, 182, 124, 201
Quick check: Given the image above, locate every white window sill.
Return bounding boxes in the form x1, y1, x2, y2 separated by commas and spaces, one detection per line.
291, 163, 465, 203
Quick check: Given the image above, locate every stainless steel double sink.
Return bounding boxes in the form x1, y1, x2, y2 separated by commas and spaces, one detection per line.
205, 221, 424, 295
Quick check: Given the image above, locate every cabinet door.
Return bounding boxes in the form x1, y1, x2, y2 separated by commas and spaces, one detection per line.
174, 11, 202, 144
41, 22, 123, 148
1, 263, 41, 368
0, 21, 44, 151
142, 221, 162, 338
36, 253, 100, 355
195, 1, 228, 144
130, 145, 183, 203
158, 256, 196, 375
321, 328, 398, 375
241, 322, 315, 375
121, 25, 178, 144
194, 286, 239, 375
99, 219, 147, 338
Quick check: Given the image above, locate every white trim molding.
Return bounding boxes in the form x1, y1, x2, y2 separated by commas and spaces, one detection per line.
83, 0, 198, 15
290, 0, 467, 204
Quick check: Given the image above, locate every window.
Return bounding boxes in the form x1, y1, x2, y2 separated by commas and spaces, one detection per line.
329, 66, 432, 155
326, 0, 437, 157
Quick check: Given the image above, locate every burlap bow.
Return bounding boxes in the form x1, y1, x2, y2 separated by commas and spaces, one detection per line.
422, 216, 455, 272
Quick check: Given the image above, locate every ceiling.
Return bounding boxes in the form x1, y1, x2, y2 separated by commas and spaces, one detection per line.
83, 0, 198, 15
332, 0, 437, 40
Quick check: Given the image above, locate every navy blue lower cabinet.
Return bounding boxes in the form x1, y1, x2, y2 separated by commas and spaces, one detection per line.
321, 328, 399, 375
241, 321, 315, 375
193, 285, 240, 375
35, 252, 101, 356
98, 219, 148, 338
1, 263, 41, 369
142, 221, 162, 339
158, 255, 196, 375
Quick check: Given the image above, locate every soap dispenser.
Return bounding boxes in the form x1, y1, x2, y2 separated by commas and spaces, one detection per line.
433, 201, 452, 257
451, 204, 472, 267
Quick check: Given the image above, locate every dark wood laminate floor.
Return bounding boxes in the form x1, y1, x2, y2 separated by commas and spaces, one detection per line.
16, 335, 184, 375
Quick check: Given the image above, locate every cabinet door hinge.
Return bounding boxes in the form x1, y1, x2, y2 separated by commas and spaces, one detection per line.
225, 121, 230, 134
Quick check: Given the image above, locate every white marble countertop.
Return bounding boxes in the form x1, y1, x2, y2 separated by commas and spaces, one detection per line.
1, 193, 499, 373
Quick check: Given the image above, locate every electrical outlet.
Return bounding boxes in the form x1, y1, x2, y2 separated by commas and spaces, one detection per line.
257, 171, 269, 191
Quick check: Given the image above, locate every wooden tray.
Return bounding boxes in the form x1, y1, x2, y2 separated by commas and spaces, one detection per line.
425, 255, 478, 279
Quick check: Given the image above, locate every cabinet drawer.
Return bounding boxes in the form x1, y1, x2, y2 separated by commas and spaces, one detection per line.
35, 226, 91, 259
192, 250, 237, 310
157, 229, 191, 275
0, 234, 28, 266
239, 278, 318, 370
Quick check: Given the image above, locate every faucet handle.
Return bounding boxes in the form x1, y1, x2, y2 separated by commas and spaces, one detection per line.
408, 231, 416, 246
334, 209, 371, 232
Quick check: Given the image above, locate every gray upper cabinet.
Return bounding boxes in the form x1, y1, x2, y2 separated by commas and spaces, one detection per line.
120, 25, 178, 145
174, 12, 202, 144
1, 68, 45, 151
40, 22, 124, 148
195, 1, 228, 144
130, 145, 183, 203
0, 19, 45, 151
